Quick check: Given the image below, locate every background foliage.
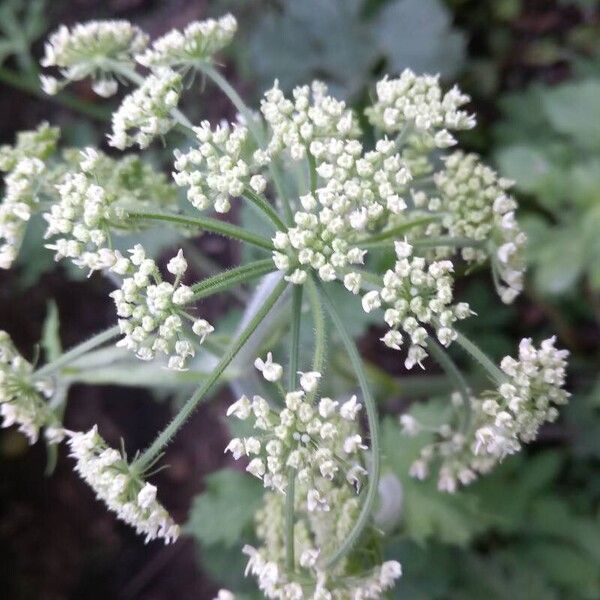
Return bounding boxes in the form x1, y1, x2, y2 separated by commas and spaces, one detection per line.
0, 0, 599, 598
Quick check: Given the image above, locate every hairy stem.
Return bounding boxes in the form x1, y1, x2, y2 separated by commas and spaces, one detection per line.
135, 279, 288, 471
243, 186, 286, 231
356, 215, 442, 248
305, 277, 327, 375
453, 329, 507, 385
285, 285, 303, 571
127, 210, 274, 251
32, 325, 121, 379
412, 236, 485, 249
191, 259, 275, 300
427, 338, 472, 432
317, 280, 380, 569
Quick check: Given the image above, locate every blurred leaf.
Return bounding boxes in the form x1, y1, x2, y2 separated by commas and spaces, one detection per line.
41, 300, 61, 362
541, 79, 600, 150
186, 468, 263, 548
375, 0, 465, 78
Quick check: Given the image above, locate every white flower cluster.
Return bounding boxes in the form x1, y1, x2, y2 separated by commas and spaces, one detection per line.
272, 135, 412, 286
365, 70, 475, 146
110, 246, 214, 369
226, 358, 368, 505
0, 331, 62, 445
136, 15, 237, 70
244, 487, 402, 599
407, 337, 569, 492
40, 21, 148, 97
0, 157, 46, 269
173, 120, 266, 214
0, 123, 60, 269
67, 426, 179, 543
261, 80, 360, 161
108, 69, 182, 149
362, 240, 471, 369
431, 151, 526, 303
44, 149, 177, 273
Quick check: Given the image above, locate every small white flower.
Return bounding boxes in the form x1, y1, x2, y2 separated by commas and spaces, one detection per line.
298, 371, 321, 393
340, 395, 361, 420
254, 352, 283, 382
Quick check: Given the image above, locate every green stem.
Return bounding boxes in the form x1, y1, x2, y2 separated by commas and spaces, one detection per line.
306, 150, 317, 195
426, 339, 472, 432
191, 259, 275, 299
198, 62, 293, 225
135, 279, 288, 471
243, 187, 286, 231
285, 285, 303, 571
453, 329, 507, 385
0, 66, 111, 122
127, 210, 274, 251
412, 236, 484, 249
32, 325, 120, 379
356, 215, 442, 248
306, 277, 326, 375
317, 280, 380, 569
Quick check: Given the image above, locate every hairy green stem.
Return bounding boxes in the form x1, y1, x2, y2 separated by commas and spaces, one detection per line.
32, 325, 120, 379
285, 285, 303, 571
426, 338, 472, 432
317, 280, 380, 569
243, 186, 286, 231
356, 215, 442, 248
127, 210, 274, 251
191, 259, 275, 300
305, 277, 327, 375
135, 279, 288, 471
453, 329, 507, 385
412, 236, 485, 249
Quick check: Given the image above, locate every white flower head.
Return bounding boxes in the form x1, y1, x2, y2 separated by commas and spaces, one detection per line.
254, 352, 283, 382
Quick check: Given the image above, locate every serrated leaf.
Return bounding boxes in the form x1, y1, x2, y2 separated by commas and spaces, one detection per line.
186, 468, 263, 548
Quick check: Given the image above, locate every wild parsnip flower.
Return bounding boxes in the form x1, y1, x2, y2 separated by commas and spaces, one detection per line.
406, 337, 569, 492
226, 359, 368, 504
365, 70, 475, 146
0, 331, 62, 444
108, 69, 182, 149
110, 246, 213, 369
136, 15, 237, 70
172, 120, 266, 213
243, 486, 402, 598
0, 123, 60, 269
40, 21, 148, 96
67, 426, 179, 543
362, 240, 471, 369
44, 148, 177, 273
425, 151, 527, 303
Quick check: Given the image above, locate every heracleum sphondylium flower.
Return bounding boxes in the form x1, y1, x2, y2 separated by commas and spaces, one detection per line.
67, 426, 179, 543
173, 120, 267, 214
361, 240, 472, 369
0, 331, 63, 445
417, 151, 527, 303
110, 246, 213, 369
40, 21, 148, 97
405, 337, 569, 492
226, 357, 368, 501
44, 148, 177, 273
108, 69, 182, 150
0, 123, 60, 269
136, 15, 237, 70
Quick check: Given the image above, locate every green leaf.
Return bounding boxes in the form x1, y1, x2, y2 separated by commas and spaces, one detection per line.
186, 468, 263, 548
541, 79, 600, 150
374, 0, 465, 78
41, 300, 61, 362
